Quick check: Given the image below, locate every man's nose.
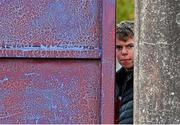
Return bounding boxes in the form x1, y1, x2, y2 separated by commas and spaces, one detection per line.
121, 47, 128, 54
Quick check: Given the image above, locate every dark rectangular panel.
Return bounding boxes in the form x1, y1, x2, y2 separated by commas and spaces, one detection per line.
0, 59, 101, 124
0, 0, 102, 58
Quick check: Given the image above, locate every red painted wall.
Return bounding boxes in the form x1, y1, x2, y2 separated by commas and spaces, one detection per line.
0, 0, 115, 123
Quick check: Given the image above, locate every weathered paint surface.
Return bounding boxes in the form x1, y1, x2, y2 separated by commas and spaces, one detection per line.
0, 0, 102, 58
0, 0, 115, 124
135, 0, 180, 124
101, 0, 115, 123
0, 59, 101, 124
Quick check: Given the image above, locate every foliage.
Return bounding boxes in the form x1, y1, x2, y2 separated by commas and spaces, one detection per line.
116, 0, 135, 23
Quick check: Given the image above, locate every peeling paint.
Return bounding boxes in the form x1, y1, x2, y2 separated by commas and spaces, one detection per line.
0, 76, 9, 84
0, 60, 101, 123
24, 72, 37, 76
0, 0, 102, 58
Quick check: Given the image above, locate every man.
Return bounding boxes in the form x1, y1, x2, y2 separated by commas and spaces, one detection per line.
115, 21, 134, 124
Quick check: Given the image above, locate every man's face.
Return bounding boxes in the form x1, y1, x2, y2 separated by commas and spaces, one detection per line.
116, 38, 134, 70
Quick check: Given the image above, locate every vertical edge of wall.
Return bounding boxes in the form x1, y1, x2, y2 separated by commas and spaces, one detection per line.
134, 0, 140, 123
135, 0, 180, 124
101, 0, 115, 124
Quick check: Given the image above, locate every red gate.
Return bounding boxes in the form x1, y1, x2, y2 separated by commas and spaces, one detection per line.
0, 0, 115, 123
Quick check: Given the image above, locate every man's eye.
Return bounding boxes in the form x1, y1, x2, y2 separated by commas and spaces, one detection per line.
127, 45, 134, 49
116, 46, 122, 50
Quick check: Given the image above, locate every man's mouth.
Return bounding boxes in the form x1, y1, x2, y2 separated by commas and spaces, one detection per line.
120, 59, 131, 61
120, 59, 132, 65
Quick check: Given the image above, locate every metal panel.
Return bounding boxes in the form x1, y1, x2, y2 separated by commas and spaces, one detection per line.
0, 0, 102, 58
101, 0, 115, 123
0, 0, 115, 124
0, 59, 101, 124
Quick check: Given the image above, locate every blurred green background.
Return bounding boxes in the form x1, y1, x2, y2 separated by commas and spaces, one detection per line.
116, 0, 135, 23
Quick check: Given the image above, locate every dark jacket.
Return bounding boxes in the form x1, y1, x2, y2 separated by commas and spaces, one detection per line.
115, 67, 133, 124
